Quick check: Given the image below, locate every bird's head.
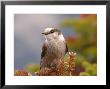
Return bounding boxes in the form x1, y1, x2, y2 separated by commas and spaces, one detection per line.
42, 28, 65, 41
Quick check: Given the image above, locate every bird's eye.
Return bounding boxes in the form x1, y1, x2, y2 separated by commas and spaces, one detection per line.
50, 30, 54, 33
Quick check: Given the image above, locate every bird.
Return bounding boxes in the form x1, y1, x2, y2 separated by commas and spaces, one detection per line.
40, 28, 68, 70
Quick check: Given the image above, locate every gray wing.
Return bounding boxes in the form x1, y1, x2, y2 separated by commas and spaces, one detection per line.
65, 43, 68, 54
41, 43, 47, 59
40, 43, 47, 69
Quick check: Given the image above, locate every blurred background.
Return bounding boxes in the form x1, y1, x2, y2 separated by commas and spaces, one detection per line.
14, 14, 97, 76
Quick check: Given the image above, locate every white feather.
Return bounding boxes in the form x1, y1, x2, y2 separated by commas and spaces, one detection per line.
59, 33, 65, 42
44, 28, 54, 33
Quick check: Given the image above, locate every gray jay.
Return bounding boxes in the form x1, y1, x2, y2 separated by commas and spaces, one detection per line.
40, 28, 68, 70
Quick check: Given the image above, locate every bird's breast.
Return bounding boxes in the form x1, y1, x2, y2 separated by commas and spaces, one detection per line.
46, 39, 66, 59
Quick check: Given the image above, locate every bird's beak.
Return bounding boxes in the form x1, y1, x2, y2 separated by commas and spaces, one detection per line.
42, 32, 48, 35
42, 32, 45, 35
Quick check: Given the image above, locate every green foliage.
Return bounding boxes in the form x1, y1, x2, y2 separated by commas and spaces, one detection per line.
25, 63, 40, 74
61, 14, 97, 76
82, 60, 97, 75
79, 72, 90, 76
85, 66, 96, 75
82, 60, 92, 68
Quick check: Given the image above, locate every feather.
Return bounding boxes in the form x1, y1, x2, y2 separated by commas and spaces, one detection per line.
65, 43, 68, 53
41, 43, 47, 59
40, 43, 47, 69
